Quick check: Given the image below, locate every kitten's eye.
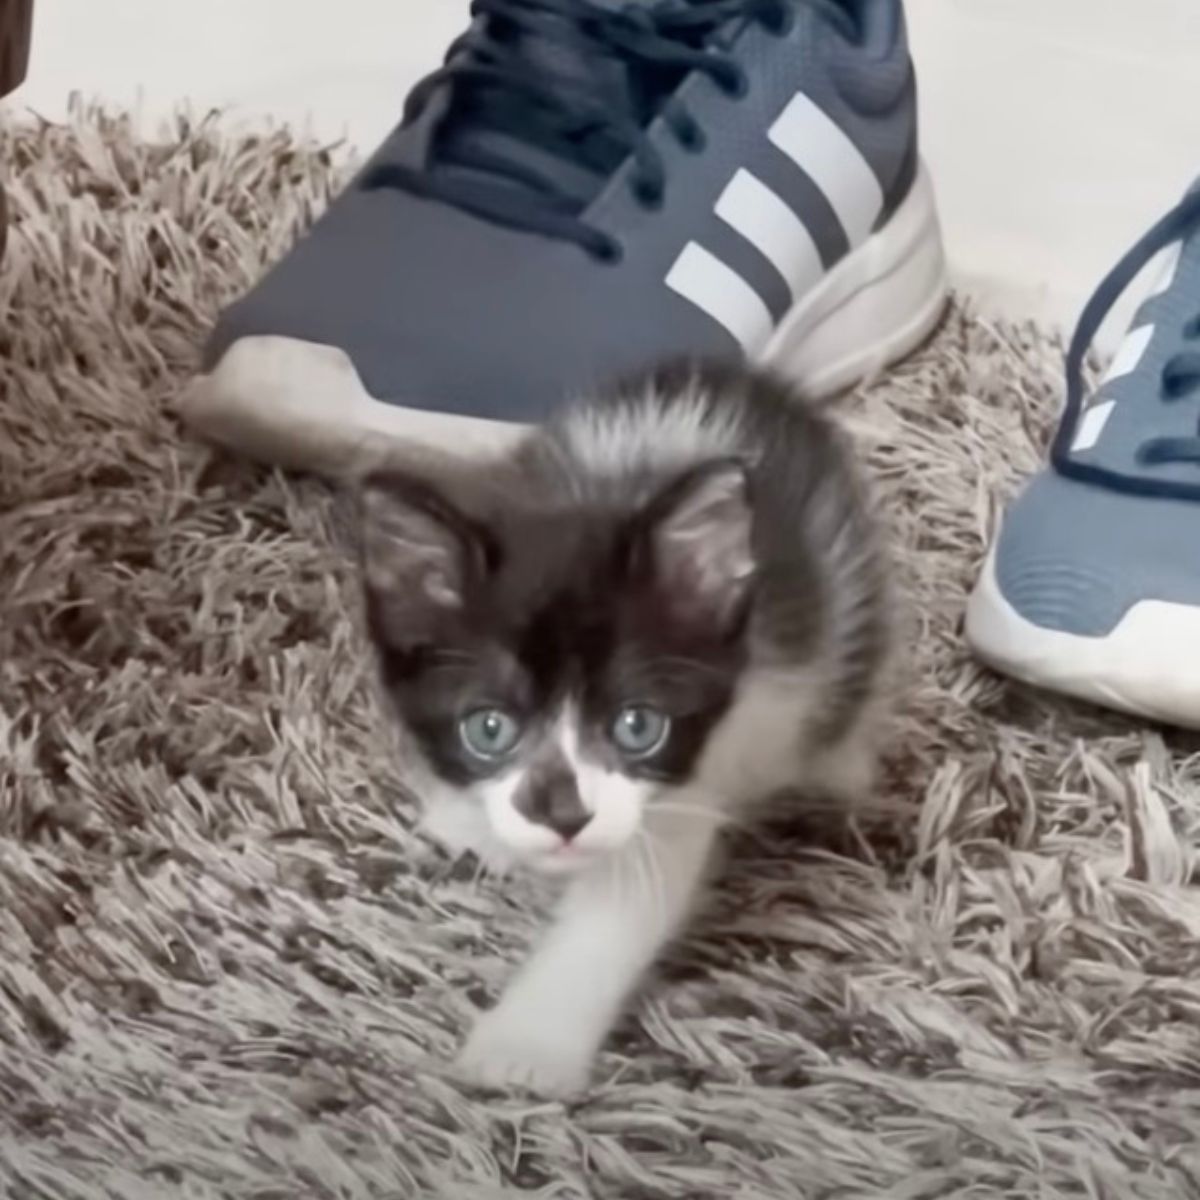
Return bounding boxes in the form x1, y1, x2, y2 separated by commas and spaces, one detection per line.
459, 708, 523, 760
611, 705, 671, 758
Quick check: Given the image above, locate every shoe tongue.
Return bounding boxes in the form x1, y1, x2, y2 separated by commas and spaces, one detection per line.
432, 1, 685, 214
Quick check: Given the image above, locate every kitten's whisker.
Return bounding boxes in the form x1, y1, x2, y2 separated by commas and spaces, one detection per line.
650, 801, 735, 829
613, 837, 637, 912
649, 838, 669, 923
636, 663, 730, 690
616, 840, 633, 910
636, 829, 668, 922
632, 832, 650, 906
648, 840, 667, 921
628, 832, 648, 910
642, 655, 732, 684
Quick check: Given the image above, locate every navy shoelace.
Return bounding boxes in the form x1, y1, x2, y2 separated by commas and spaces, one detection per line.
1053, 188, 1200, 488
365, 0, 851, 260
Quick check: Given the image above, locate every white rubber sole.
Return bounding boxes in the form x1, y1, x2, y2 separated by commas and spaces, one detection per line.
179, 163, 948, 478
762, 163, 947, 398
966, 541, 1200, 729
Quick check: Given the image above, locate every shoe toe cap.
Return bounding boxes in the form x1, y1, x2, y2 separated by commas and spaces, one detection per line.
992, 468, 1200, 638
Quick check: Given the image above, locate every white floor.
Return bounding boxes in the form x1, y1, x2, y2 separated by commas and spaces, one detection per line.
5, 0, 1198, 348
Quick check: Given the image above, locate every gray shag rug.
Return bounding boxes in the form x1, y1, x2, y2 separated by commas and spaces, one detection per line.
3, 104, 1200, 1200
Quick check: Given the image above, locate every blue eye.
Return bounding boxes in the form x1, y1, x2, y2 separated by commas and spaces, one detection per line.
611, 705, 671, 757
459, 708, 522, 760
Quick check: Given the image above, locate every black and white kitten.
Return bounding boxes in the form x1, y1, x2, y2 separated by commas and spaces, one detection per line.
359, 361, 891, 1095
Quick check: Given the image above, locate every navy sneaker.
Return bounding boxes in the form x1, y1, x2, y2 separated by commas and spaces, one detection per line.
181, 0, 946, 475
967, 183, 1200, 728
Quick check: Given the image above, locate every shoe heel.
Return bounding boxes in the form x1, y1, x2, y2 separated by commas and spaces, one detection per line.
762, 163, 949, 398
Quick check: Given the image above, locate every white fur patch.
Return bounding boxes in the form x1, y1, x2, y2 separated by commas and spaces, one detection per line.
557, 709, 653, 855
462, 712, 651, 871
420, 793, 493, 857
407, 750, 512, 871
477, 769, 561, 859
559, 380, 744, 480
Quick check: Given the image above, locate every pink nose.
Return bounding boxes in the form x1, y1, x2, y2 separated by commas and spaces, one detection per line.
551, 811, 591, 842
515, 768, 592, 842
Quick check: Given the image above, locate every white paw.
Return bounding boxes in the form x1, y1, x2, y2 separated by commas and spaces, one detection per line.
455, 1009, 594, 1097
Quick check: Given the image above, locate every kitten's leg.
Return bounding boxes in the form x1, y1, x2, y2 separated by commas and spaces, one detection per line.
805, 685, 890, 805
801, 704, 902, 849
457, 811, 716, 1096
808, 729, 876, 803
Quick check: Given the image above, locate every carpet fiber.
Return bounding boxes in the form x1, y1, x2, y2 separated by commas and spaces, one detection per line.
3, 105, 1200, 1200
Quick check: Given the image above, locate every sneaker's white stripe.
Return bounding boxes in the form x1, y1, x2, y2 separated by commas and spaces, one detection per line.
1074, 323, 1159, 453
1070, 399, 1116, 453
665, 242, 774, 353
665, 95, 882, 345
1073, 252, 1179, 453
714, 168, 823, 304
768, 93, 883, 247
1147, 241, 1183, 299
1103, 323, 1154, 384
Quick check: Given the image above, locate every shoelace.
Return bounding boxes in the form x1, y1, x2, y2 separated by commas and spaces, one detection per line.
1053, 188, 1200, 491
364, 0, 850, 261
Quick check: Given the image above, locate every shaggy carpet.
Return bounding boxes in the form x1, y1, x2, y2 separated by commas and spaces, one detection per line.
3, 104, 1200, 1200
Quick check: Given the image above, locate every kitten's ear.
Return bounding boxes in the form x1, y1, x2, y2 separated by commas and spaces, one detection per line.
642, 459, 756, 633
359, 472, 486, 637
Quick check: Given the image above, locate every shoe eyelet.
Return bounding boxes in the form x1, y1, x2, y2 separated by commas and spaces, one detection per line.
677, 122, 707, 153
591, 237, 624, 265
1160, 361, 1200, 401
718, 68, 750, 99
763, 3, 794, 36
632, 179, 665, 210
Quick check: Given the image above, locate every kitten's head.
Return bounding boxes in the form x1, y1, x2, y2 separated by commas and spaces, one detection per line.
359, 454, 757, 874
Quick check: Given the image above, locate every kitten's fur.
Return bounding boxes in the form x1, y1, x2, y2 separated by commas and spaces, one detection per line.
359, 361, 891, 1095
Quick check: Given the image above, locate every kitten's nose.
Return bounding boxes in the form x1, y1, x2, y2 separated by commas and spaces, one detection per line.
517, 769, 592, 842
549, 809, 592, 843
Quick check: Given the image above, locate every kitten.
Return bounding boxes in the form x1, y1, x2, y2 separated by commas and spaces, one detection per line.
359, 360, 892, 1096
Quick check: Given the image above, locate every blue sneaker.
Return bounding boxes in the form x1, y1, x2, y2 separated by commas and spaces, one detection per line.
966, 183, 1200, 727
180, 0, 946, 475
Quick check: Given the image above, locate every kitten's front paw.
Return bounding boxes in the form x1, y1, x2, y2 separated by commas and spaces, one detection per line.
456, 1009, 594, 1097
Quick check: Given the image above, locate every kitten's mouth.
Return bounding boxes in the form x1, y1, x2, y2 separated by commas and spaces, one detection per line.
528, 840, 602, 875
